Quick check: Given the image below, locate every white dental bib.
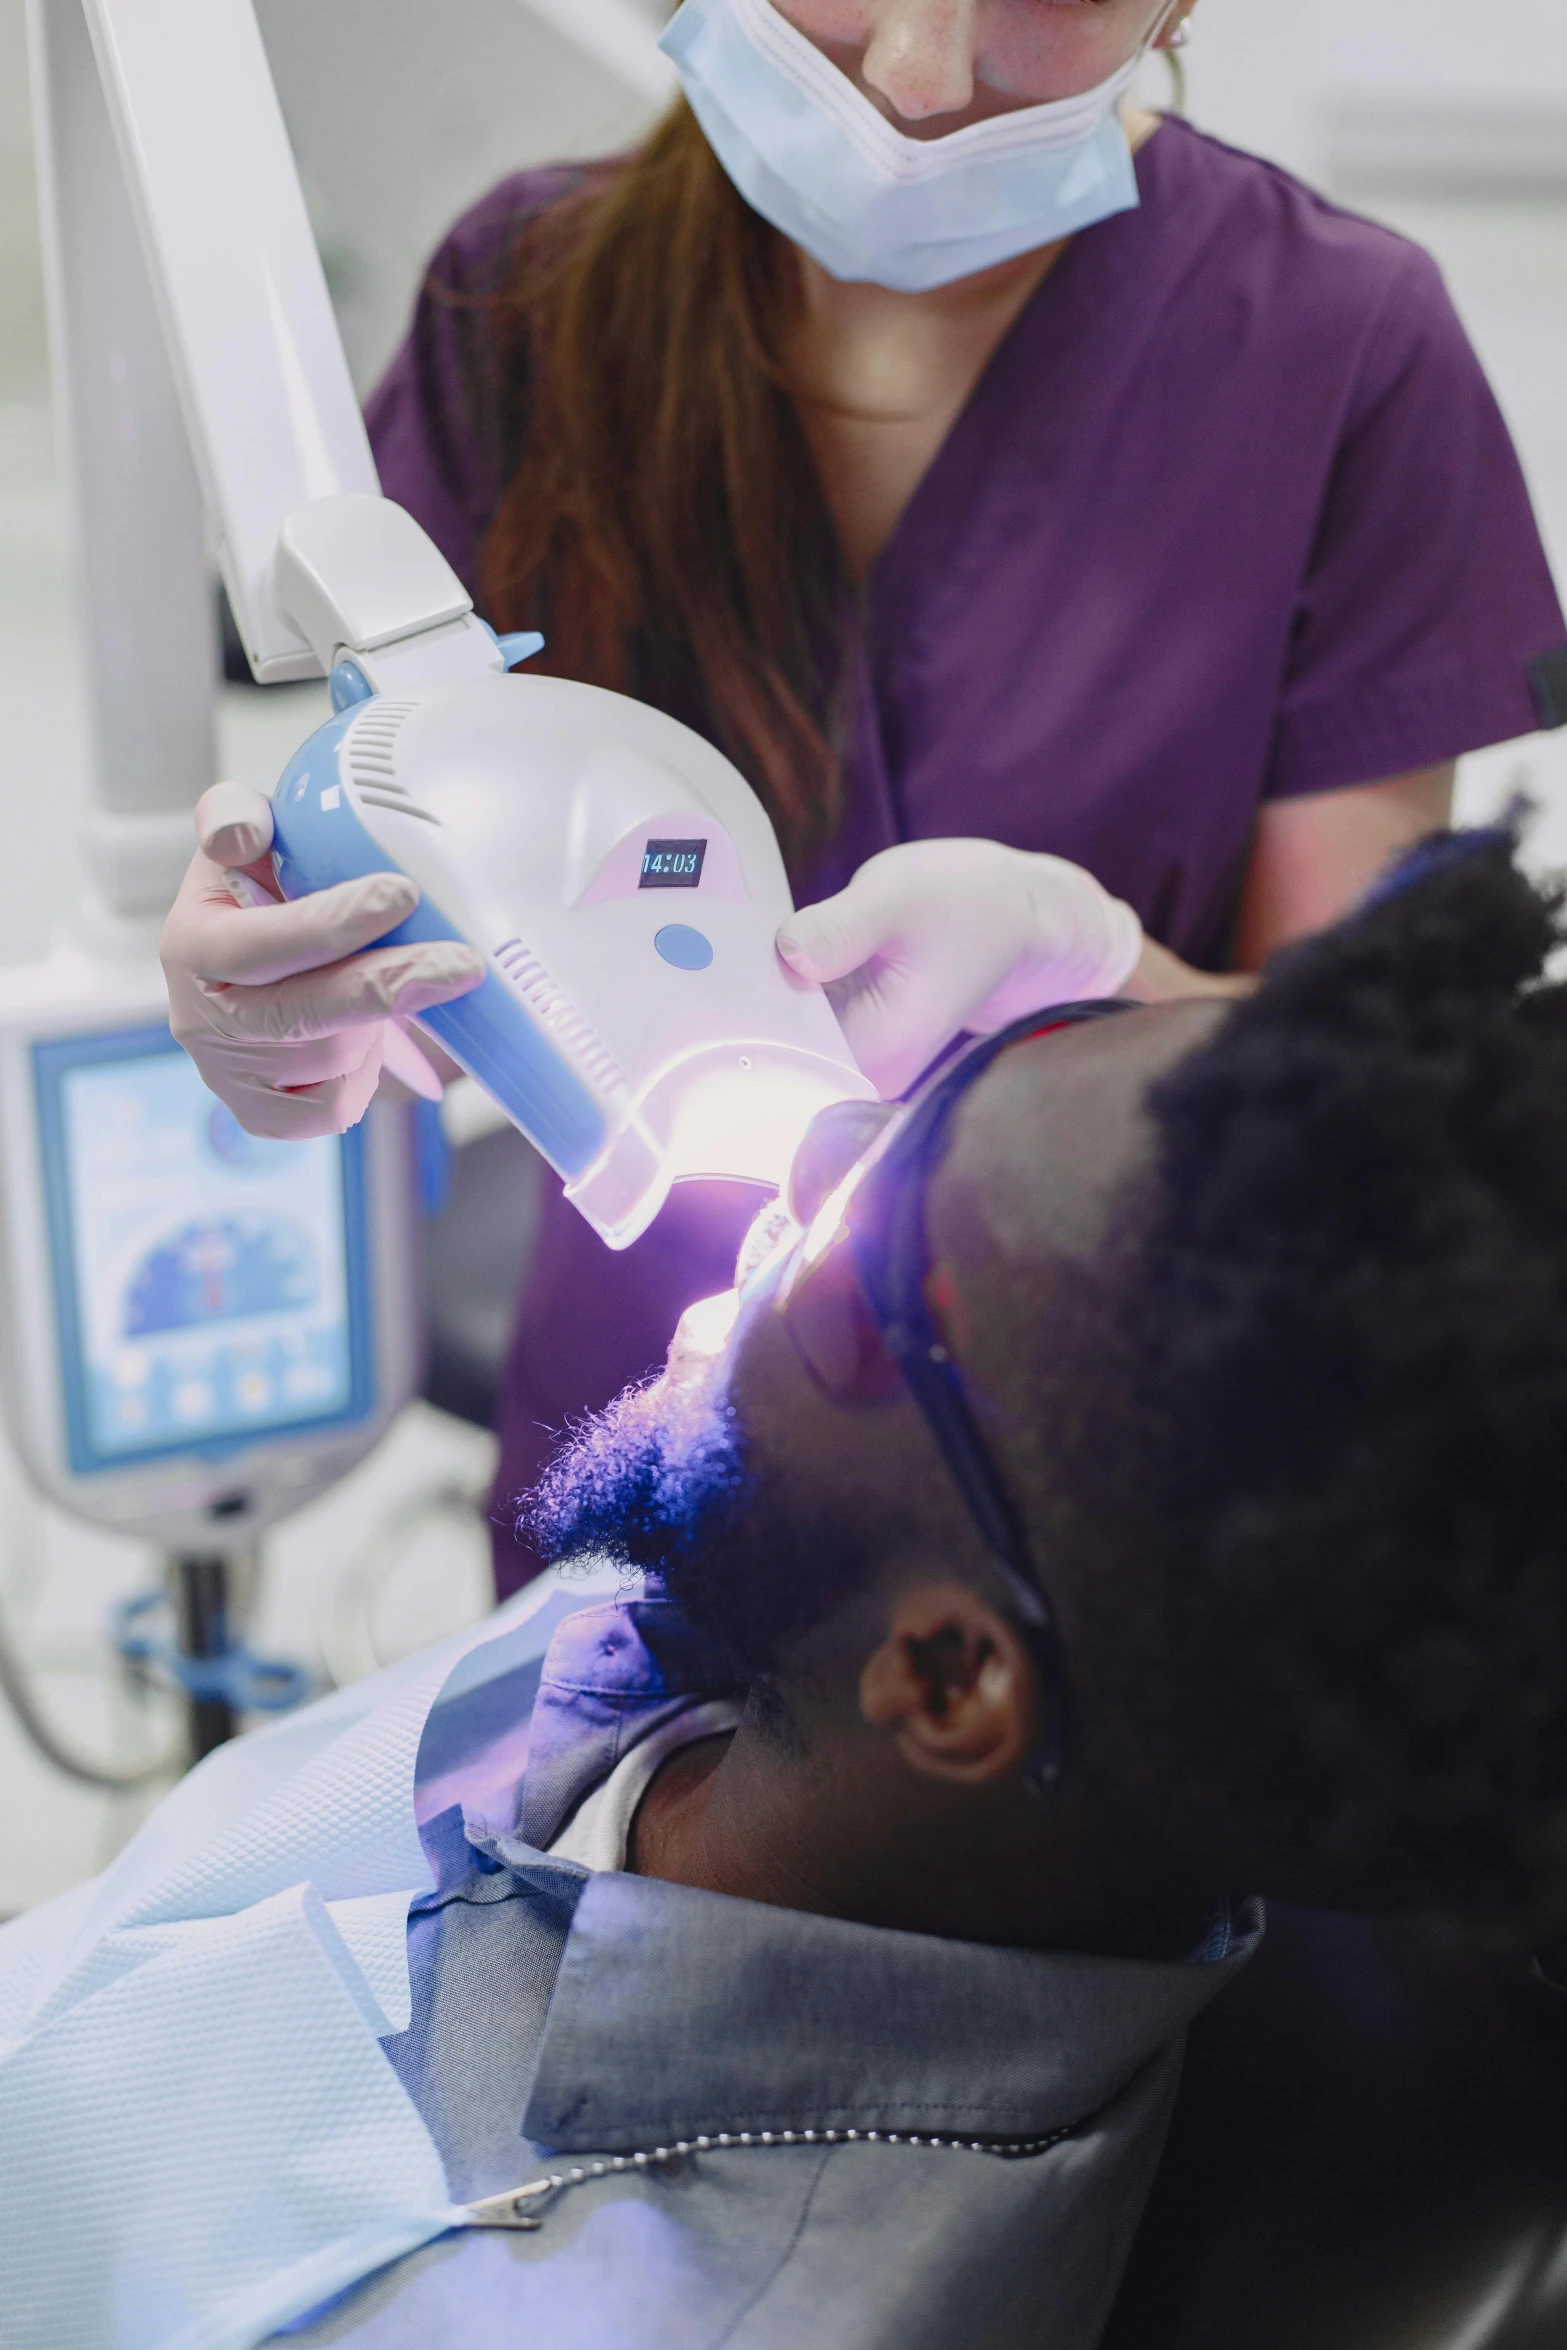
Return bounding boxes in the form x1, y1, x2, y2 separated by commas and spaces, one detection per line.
0, 1563, 623, 2350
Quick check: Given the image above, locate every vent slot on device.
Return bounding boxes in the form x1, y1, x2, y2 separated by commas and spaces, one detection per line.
347, 701, 441, 819
493, 937, 624, 1097
357, 791, 441, 824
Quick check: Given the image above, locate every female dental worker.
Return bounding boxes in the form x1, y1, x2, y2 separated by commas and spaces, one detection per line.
162, 0, 1567, 1596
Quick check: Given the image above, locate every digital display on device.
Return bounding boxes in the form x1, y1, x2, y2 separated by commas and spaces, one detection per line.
639, 838, 707, 889
33, 1027, 373, 1475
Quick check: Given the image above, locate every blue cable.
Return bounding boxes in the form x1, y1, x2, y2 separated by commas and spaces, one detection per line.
113, 1589, 314, 1715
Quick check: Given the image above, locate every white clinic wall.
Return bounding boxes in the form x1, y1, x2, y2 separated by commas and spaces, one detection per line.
255, 0, 671, 393
1321, 0, 1567, 95
1175, 0, 1567, 184
0, 0, 47, 402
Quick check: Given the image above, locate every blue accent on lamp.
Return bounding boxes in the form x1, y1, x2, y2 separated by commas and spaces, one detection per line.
655, 925, 715, 972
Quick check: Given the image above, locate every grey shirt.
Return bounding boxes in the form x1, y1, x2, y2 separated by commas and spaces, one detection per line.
271, 1600, 1260, 2350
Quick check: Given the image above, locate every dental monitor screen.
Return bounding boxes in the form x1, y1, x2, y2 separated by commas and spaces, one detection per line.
33, 1028, 372, 1476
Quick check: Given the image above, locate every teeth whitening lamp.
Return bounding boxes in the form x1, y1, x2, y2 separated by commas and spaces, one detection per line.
272, 647, 872, 1249
66, 0, 873, 1252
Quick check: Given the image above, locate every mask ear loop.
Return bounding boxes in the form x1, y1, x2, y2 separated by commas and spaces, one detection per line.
1123, 0, 1193, 119
1154, 2, 1194, 111
1146, 0, 1192, 47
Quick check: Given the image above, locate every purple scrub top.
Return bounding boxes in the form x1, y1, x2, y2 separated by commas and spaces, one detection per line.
368, 117, 1567, 1597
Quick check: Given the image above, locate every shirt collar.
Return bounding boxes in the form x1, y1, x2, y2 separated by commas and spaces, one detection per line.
521, 1867, 1263, 2153
515, 1598, 749, 1852
482, 1600, 1259, 2153
472, 1598, 1261, 2153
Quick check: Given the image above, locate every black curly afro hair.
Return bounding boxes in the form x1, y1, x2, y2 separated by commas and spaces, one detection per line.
1081, 826, 1567, 1928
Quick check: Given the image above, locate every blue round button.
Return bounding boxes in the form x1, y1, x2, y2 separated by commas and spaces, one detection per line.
655, 924, 714, 972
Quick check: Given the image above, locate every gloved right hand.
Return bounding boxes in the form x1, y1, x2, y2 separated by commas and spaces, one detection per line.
160, 780, 485, 1140
777, 838, 1144, 1100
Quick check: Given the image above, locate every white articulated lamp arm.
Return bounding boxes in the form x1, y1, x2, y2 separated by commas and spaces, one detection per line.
79, 0, 491, 686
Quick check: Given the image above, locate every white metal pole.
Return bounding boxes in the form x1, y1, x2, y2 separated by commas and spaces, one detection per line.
75, 0, 380, 682
25, 0, 218, 917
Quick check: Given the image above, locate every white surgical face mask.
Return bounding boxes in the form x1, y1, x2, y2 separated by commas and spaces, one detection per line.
660, 0, 1162, 293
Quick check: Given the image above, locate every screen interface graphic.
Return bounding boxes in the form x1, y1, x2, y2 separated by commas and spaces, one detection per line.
639, 838, 707, 889
36, 1033, 366, 1471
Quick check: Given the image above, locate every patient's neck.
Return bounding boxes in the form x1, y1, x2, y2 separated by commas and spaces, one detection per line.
627, 1709, 1214, 1962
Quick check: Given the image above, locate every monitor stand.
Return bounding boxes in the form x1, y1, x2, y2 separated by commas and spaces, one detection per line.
174, 1554, 239, 1759
116, 1551, 315, 1762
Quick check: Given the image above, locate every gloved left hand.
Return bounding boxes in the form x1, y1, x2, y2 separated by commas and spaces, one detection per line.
161, 781, 483, 1138
776, 839, 1143, 1098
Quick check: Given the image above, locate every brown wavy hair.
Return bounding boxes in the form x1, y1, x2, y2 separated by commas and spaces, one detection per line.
478, 103, 845, 866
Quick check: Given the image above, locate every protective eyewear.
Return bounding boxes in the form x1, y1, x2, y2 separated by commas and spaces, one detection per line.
773, 1000, 1136, 1792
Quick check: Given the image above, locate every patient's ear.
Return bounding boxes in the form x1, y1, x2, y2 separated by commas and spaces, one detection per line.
858, 1581, 1035, 1784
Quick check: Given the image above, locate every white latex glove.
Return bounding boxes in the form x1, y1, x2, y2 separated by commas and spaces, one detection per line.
776, 839, 1143, 1100
160, 781, 485, 1139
